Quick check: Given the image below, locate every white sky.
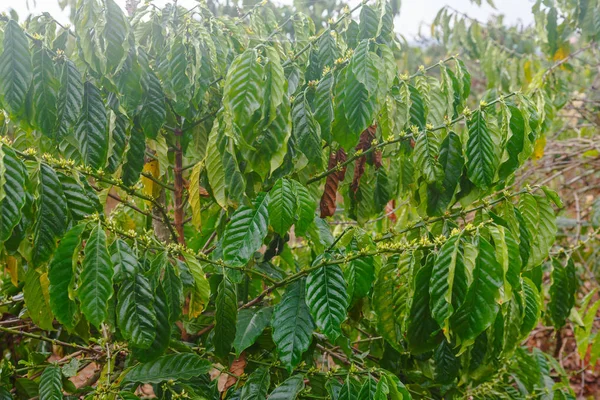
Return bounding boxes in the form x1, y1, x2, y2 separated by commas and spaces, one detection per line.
2, 0, 535, 38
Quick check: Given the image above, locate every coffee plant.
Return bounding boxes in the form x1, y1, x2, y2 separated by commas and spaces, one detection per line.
0, 0, 592, 398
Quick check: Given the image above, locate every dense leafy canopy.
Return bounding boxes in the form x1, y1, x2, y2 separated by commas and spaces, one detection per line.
1, 0, 598, 398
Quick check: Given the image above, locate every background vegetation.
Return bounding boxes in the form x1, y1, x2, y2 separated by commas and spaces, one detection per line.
0, 0, 599, 398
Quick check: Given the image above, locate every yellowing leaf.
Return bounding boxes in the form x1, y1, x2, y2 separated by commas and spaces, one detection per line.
553, 45, 570, 63
189, 162, 203, 231
141, 159, 160, 200
7, 255, 18, 287
184, 253, 210, 318
532, 136, 546, 161
524, 60, 533, 84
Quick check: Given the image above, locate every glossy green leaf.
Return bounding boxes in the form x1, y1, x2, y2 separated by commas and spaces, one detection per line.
32, 164, 68, 265
268, 178, 296, 236
139, 65, 166, 139
121, 124, 145, 187
240, 367, 270, 400
430, 234, 467, 336
214, 275, 237, 359
56, 60, 84, 139
132, 282, 171, 362
292, 91, 322, 167
223, 193, 269, 268
31, 47, 59, 137
0, 20, 32, 115
233, 307, 273, 356
224, 49, 264, 134
75, 82, 108, 169
373, 254, 410, 352
39, 365, 62, 400
23, 267, 54, 330
117, 274, 157, 349
451, 237, 502, 347
58, 173, 101, 221
0, 146, 27, 244
548, 258, 577, 329
48, 223, 86, 329
125, 353, 211, 384
103, 0, 129, 72
79, 223, 114, 328
427, 131, 463, 216
272, 279, 314, 371
306, 262, 348, 342
466, 110, 495, 190
268, 375, 304, 400
406, 258, 439, 354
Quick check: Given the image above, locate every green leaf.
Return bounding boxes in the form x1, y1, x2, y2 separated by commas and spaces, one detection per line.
262, 46, 285, 124
359, 5, 380, 39
107, 111, 129, 174
408, 84, 426, 129
518, 193, 556, 268
0, 20, 32, 115
272, 279, 314, 371
314, 73, 334, 143
79, 223, 114, 328
414, 130, 442, 184
373, 254, 410, 352
162, 262, 183, 323
498, 105, 525, 181
358, 376, 377, 400
434, 340, 459, 384
56, 60, 84, 139
214, 275, 237, 359
132, 282, 171, 362
110, 239, 138, 282
223, 192, 270, 268
406, 258, 439, 354
125, 353, 211, 384
48, 223, 86, 329
167, 38, 191, 114
39, 365, 62, 400
121, 124, 145, 187
139, 65, 166, 139
75, 82, 108, 169
224, 49, 264, 134
292, 91, 322, 167
0, 146, 27, 244
185, 254, 211, 319
427, 131, 463, 216
206, 120, 226, 208
117, 273, 157, 349
351, 41, 379, 94
32, 164, 68, 265
306, 262, 348, 342
344, 68, 375, 145
234, 307, 272, 356
521, 277, 541, 336
430, 234, 467, 336
548, 258, 577, 329
268, 178, 296, 236
240, 367, 270, 400
466, 110, 495, 190
58, 173, 101, 221
103, 0, 129, 72
268, 375, 304, 400
345, 238, 375, 301
23, 267, 54, 330
451, 237, 503, 347
291, 180, 315, 236
32, 47, 59, 137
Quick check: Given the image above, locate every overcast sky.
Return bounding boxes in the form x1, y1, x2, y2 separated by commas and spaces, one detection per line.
2, 0, 535, 39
